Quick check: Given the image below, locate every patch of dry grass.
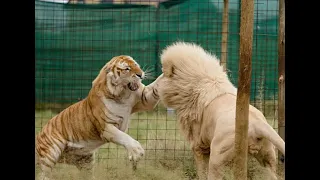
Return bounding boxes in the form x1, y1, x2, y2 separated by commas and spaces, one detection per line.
35, 159, 191, 180
35, 101, 284, 180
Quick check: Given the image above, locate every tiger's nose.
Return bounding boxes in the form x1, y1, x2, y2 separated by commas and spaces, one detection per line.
136, 74, 143, 79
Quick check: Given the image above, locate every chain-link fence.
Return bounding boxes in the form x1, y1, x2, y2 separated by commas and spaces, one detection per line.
35, 0, 282, 179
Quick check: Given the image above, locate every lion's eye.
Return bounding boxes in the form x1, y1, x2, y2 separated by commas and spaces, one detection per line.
125, 67, 131, 71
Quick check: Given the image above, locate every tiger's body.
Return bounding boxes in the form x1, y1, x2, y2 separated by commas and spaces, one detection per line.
36, 55, 163, 180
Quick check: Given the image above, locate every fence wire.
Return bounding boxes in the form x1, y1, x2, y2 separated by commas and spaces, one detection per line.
35, 0, 280, 178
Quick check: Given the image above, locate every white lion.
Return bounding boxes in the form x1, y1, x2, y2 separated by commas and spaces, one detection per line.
157, 42, 285, 180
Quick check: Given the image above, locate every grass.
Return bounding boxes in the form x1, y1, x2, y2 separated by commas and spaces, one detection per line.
35, 160, 190, 180
35, 102, 284, 180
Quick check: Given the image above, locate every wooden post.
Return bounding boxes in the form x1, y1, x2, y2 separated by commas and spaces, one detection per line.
233, 0, 254, 179
278, 0, 285, 164
221, 0, 229, 72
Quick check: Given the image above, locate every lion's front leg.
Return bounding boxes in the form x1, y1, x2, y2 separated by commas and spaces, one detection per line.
102, 124, 144, 167
193, 151, 210, 180
192, 145, 210, 180
208, 133, 235, 180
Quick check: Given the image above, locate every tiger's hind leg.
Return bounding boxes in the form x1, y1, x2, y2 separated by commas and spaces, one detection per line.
62, 152, 96, 180
37, 150, 63, 180
37, 165, 53, 180
36, 139, 66, 180
75, 153, 96, 180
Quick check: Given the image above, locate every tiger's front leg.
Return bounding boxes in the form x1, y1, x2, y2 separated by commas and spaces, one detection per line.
102, 124, 144, 167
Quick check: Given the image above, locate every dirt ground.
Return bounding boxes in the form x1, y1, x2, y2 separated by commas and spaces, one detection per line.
35, 155, 284, 180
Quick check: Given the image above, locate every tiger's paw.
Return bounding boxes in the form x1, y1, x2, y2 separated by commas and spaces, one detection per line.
126, 139, 145, 163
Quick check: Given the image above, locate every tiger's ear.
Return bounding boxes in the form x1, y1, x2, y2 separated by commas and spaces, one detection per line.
92, 71, 102, 86
92, 64, 111, 86
92, 77, 98, 86
92, 56, 119, 86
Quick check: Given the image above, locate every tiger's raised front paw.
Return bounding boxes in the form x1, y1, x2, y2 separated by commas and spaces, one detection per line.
126, 139, 145, 163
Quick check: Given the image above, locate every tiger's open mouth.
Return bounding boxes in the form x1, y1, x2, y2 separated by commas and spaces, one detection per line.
128, 82, 139, 91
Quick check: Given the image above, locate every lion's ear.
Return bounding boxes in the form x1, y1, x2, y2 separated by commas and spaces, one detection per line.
162, 64, 174, 78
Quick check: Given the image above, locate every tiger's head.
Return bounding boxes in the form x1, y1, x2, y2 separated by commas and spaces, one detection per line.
92, 55, 145, 93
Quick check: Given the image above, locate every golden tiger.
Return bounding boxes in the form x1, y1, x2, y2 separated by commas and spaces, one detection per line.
35, 55, 163, 180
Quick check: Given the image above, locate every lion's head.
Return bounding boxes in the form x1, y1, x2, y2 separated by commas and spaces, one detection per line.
92, 55, 145, 93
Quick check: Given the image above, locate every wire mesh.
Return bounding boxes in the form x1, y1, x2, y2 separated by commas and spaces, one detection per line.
35, 0, 281, 179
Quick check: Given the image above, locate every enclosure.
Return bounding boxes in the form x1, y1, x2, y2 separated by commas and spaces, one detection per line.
35, 0, 284, 179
